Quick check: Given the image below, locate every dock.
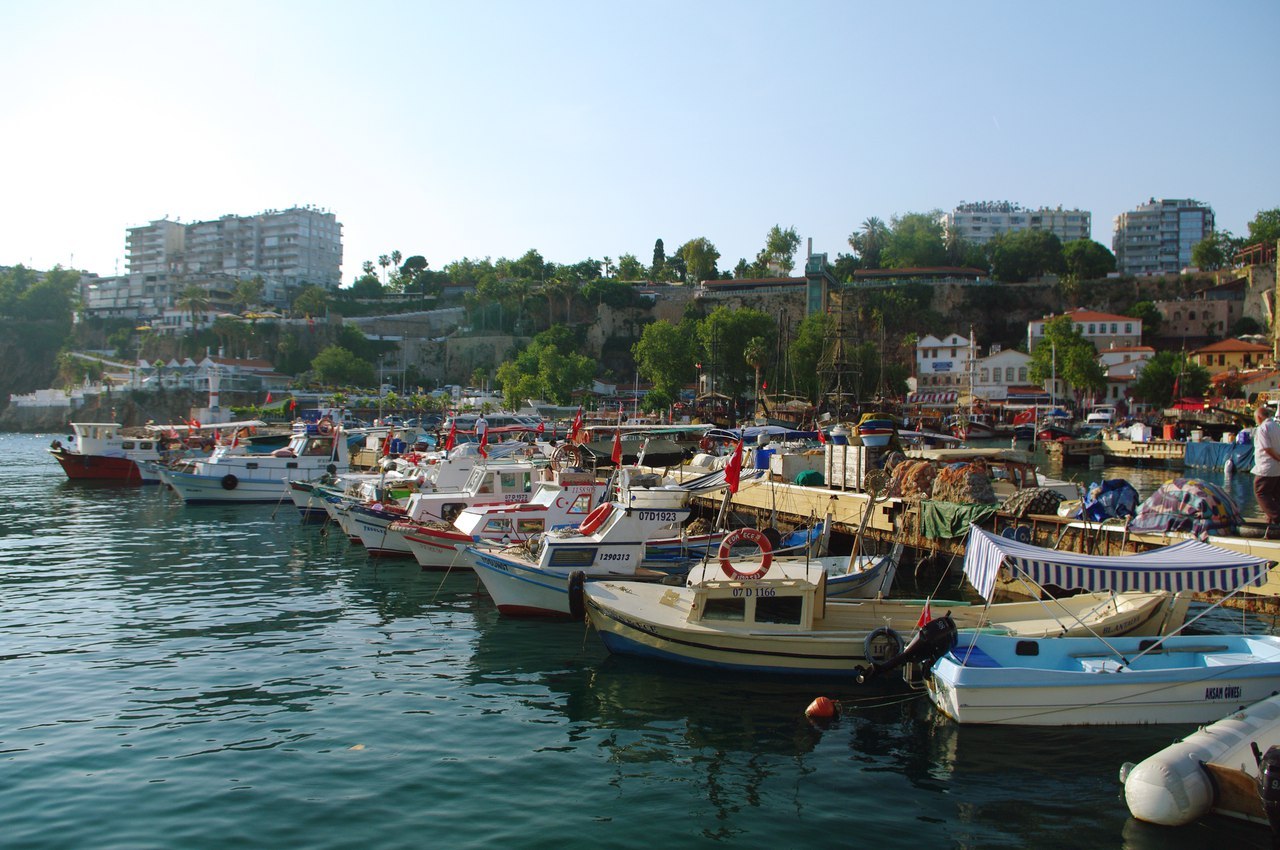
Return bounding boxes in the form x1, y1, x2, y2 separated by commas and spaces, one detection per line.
1099, 438, 1185, 468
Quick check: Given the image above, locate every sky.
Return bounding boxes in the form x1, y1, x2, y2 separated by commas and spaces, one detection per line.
2, 0, 1277, 284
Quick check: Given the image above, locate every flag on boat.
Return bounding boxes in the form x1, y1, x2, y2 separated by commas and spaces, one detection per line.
536, 420, 545, 436
915, 601, 932, 629
383, 428, 394, 457
1012, 409, 1035, 426
478, 427, 489, 459
611, 430, 623, 464
817, 427, 827, 445
444, 420, 457, 451
569, 407, 583, 442
724, 438, 744, 493
265, 391, 273, 404
288, 398, 297, 411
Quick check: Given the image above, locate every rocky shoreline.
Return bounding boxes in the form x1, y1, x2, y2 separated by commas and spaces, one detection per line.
0, 390, 231, 434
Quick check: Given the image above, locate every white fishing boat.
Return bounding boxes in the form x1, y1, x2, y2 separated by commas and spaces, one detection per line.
469, 468, 694, 617
402, 468, 606, 569
582, 530, 1192, 678
1123, 692, 1280, 830
158, 419, 350, 504
49, 422, 169, 484
925, 526, 1278, 725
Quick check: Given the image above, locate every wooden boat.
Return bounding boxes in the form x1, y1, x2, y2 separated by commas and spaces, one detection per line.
581, 530, 1191, 678
948, 412, 997, 441
1124, 692, 1280, 830
925, 526, 1277, 725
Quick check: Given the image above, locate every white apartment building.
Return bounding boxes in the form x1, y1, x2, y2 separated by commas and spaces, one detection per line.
83, 207, 344, 320
915, 333, 972, 390
972, 348, 1033, 401
1027, 308, 1142, 353
940, 201, 1092, 246
1112, 198, 1214, 276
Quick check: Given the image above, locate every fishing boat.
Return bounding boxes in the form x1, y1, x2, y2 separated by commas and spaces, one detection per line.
947, 412, 998, 442
49, 422, 169, 484
402, 468, 607, 569
469, 467, 695, 617
581, 530, 1191, 678
156, 418, 347, 503
925, 526, 1278, 725
1123, 692, 1280, 831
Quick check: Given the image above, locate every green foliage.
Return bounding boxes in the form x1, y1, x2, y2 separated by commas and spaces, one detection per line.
0, 265, 80, 324
988, 230, 1065, 282
1061, 239, 1115, 282
757, 225, 802, 275
697, 307, 775, 401
1247, 209, 1280, 246
633, 319, 693, 404
1127, 301, 1163, 337
616, 253, 645, 280
311, 345, 375, 387
292, 285, 329, 318
678, 237, 720, 284
849, 217, 889, 270
349, 274, 383, 299
233, 277, 265, 312
1191, 230, 1234, 271
1028, 316, 1106, 398
787, 311, 829, 400
581, 278, 643, 309
496, 324, 595, 407
651, 239, 666, 279
1131, 351, 1210, 405
881, 212, 947, 269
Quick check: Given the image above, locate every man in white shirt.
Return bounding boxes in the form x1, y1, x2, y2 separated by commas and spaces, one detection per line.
1253, 403, 1280, 534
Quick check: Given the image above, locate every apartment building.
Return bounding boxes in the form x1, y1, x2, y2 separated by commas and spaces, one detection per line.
1027, 308, 1142, 353
940, 201, 1091, 246
1112, 198, 1214, 276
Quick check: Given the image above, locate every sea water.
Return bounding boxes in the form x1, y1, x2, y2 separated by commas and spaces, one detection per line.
1, 432, 1273, 849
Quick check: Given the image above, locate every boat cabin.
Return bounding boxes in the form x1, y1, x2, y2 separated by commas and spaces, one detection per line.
689, 562, 826, 631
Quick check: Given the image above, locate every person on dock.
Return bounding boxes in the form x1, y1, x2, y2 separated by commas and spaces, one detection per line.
1253, 403, 1280, 536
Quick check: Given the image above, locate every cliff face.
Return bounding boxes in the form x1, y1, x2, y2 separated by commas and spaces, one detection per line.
0, 390, 208, 433
0, 318, 64, 414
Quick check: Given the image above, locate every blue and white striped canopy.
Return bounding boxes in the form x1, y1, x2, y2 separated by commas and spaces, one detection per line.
963, 525, 1274, 601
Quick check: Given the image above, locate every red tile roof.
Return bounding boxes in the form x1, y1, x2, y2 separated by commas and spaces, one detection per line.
1192, 338, 1272, 354
1037, 307, 1136, 325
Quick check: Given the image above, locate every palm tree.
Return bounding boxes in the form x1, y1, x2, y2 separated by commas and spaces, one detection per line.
852, 217, 889, 269
378, 254, 391, 284
744, 336, 769, 409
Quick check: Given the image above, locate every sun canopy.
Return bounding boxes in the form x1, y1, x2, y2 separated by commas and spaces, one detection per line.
963, 525, 1273, 601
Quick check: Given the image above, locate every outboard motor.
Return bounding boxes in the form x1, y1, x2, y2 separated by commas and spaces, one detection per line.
854, 613, 957, 685
1252, 742, 1280, 839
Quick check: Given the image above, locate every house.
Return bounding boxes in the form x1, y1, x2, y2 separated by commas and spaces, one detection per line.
1027, 308, 1141, 353
972, 349, 1034, 402
915, 333, 972, 391
1191, 338, 1273, 376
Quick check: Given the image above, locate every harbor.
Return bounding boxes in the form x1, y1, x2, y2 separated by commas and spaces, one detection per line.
6, 427, 1280, 850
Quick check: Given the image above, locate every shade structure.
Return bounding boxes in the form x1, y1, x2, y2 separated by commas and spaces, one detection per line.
962, 525, 1273, 601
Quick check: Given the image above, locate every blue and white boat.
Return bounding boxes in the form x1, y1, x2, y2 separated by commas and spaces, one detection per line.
926, 526, 1279, 726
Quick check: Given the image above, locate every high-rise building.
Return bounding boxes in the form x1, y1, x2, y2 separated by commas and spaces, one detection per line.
1112, 198, 1214, 276
86, 207, 345, 319
940, 202, 1092, 245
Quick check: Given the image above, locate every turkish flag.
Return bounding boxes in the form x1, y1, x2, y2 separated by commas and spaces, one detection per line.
265, 391, 273, 404
724, 438, 744, 493
383, 428, 395, 457
444, 421, 457, 451
611, 429, 623, 464
478, 427, 489, 459
569, 407, 583, 442
817, 427, 827, 444
916, 601, 933, 629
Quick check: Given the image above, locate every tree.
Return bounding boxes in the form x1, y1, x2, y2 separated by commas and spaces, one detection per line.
679, 237, 720, 284
496, 326, 595, 407
1247, 209, 1280, 246
1062, 239, 1115, 282
311, 345, 375, 387
744, 336, 769, 400
176, 284, 210, 330
880, 212, 947, 269
292, 285, 329, 318
400, 255, 428, 277
849, 217, 889, 269
756, 225, 802, 275
233, 276, 266, 313
1131, 351, 1210, 406
1191, 231, 1234, 271
1027, 316, 1106, 403
787, 311, 830, 401
651, 239, 666, 279
616, 253, 644, 280
1127, 301, 1162, 337
697, 307, 776, 405
633, 320, 693, 406
988, 230, 1065, 282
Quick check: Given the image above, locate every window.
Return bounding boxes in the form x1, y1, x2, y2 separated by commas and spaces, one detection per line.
1006, 367, 1015, 381
517, 519, 544, 535
1088, 324, 1096, 334
500, 472, 519, 491
702, 597, 746, 622
568, 494, 592, 514
980, 368, 989, 382
1018, 367, 1027, 382
755, 596, 803, 625
483, 519, 513, 533
1110, 323, 1117, 333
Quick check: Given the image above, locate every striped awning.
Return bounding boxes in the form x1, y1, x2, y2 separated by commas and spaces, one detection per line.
963, 525, 1273, 601
906, 391, 958, 405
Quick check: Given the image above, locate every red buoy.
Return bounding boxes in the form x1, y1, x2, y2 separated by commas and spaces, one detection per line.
805, 696, 837, 720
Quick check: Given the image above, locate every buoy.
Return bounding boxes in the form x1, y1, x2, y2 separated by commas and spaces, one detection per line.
805, 696, 837, 720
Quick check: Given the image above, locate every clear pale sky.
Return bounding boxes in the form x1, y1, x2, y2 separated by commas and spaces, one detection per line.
3, 0, 1276, 284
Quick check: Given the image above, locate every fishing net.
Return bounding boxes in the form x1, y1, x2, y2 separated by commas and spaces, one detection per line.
931, 463, 997, 505
1129, 477, 1243, 538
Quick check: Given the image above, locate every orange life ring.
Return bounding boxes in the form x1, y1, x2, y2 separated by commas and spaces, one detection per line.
718, 528, 773, 580
317, 417, 334, 436
578, 502, 614, 535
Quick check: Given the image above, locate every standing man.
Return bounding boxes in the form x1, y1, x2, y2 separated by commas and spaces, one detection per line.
1253, 403, 1280, 535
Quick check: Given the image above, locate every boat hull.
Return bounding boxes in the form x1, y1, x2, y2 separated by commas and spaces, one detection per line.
51, 449, 156, 484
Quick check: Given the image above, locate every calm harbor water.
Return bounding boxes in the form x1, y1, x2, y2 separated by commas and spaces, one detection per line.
2, 431, 1275, 850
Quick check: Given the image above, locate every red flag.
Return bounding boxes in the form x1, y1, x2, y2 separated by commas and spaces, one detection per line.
1172, 376, 1180, 400
1013, 409, 1035, 426
265, 391, 273, 404
724, 438, 744, 493
189, 418, 201, 430
916, 601, 933, 629
288, 398, 297, 411
230, 430, 239, 448
761, 380, 767, 391
383, 428, 395, 457
536, 420, 545, 437
817, 427, 827, 445
444, 420, 457, 451
611, 429, 623, 464
478, 427, 489, 459
569, 407, 583, 442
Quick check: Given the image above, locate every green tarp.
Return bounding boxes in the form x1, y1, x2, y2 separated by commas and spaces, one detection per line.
921, 499, 999, 539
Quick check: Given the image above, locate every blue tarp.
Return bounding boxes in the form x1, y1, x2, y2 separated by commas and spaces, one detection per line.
1185, 440, 1254, 472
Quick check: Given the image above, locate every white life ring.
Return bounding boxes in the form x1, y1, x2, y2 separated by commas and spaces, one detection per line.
717, 528, 773, 580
